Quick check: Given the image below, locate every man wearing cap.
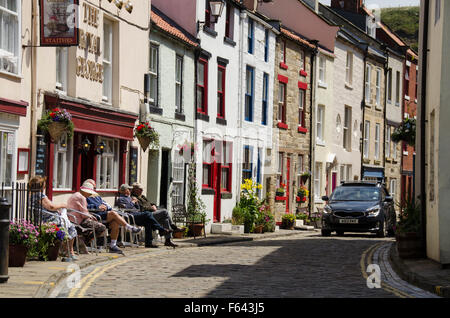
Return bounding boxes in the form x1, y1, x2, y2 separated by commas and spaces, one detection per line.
118, 184, 175, 248
130, 183, 183, 244
80, 181, 142, 254
117, 184, 171, 247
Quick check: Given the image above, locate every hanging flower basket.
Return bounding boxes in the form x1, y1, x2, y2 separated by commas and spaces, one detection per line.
391, 118, 416, 146
135, 121, 160, 152
38, 108, 74, 142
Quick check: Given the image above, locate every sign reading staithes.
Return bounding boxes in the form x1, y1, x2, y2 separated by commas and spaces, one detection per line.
39, 0, 79, 46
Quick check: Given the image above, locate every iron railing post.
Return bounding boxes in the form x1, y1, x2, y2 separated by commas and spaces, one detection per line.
0, 197, 11, 283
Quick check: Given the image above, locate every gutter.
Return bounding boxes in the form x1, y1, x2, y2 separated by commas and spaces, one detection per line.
419, 0, 429, 255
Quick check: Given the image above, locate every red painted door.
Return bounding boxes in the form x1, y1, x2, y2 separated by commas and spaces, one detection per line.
212, 142, 221, 223
332, 172, 337, 192
286, 157, 290, 213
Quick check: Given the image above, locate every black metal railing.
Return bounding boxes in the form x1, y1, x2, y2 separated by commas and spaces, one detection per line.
0, 182, 43, 226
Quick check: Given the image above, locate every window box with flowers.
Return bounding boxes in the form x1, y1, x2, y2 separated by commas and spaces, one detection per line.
38, 108, 74, 142
177, 141, 198, 161
296, 186, 309, 203
391, 118, 416, 146
275, 183, 286, 200
134, 121, 160, 153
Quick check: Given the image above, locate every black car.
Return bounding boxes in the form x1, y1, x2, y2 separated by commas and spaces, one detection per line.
320, 181, 396, 237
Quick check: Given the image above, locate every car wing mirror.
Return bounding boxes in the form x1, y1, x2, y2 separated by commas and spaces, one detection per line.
322, 196, 329, 201
385, 196, 393, 202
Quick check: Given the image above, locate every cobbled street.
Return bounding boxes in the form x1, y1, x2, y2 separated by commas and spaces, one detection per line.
52, 233, 437, 298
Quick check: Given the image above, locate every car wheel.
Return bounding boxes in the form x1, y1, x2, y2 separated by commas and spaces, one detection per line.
321, 229, 331, 237
336, 231, 344, 236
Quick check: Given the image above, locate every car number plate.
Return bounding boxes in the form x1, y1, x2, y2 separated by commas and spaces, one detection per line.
339, 219, 359, 224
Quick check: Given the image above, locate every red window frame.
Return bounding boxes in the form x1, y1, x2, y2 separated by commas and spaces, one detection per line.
278, 82, 287, 124
202, 139, 214, 189
225, 3, 232, 39
299, 88, 306, 127
221, 141, 232, 193
205, 0, 212, 29
217, 65, 226, 119
197, 58, 208, 115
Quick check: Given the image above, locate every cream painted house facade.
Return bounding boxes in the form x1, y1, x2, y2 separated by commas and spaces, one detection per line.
417, 0, 450, 266
1, 0, 152, 211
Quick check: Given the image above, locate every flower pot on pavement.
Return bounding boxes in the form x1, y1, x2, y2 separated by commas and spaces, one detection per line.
252, 225, 263, 234
8, 244, 28, 267
396, 232, 424, 259
47, 240, 62, 261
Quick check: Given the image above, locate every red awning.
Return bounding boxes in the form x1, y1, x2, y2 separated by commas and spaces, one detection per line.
44, 94, 138, 140
0, 97, 28, 117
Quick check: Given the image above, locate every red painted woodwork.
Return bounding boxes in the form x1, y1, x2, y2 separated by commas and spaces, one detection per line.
44, 95, 137, 141
278, 74, 289, 84
298, 81, 308, 90
298, 126, 308, 134
280, 62, 288, 70
286, 157, 290, 213
277, 122, 288, 130
0, 97, 28, 117
275, 196, 287, 201
296, 196, 307, 203
47, 142, 55, 200
300, 70, 308, 77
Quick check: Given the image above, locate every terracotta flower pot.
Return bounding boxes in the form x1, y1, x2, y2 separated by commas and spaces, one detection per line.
252, 225, 264, 234
173, 231, 185, 239
47, 240, 62, 261
191, 224, 204, 236
9, 244, 28, 267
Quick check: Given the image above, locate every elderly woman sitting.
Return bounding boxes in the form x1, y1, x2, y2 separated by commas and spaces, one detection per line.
29, 176, 78, 261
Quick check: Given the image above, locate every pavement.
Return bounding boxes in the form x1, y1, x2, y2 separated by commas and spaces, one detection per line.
0, 228, 449, 298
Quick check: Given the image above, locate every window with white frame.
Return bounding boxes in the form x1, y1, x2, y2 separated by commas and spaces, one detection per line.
103, 20, 113, 103
364, 121, 370, 158
298, 89, 305, 127
385, 126, 391, 158
149, 44, 159, 106
297, 154, 304, 186
0, 0, 20, 74
53, 134, 73, 190
393, 141, 398, 160
346, 165, 352, 182
314, 162, 322, 200
319, 56, 326, 84
344, 106, 352, 151
277, 152, 283, 188
390, 179, 397, 201
387, 68, 392, 103
346, 52, 353, 85
376, 69, 381, 106
365, 65, 371, 103
340, 164, 352, 183
56, 47, 68, 93
375, 123, 380, 160
316, 105, 325, 144
175, 55, 183, 113
96, 138, 119, 190
395, 71, 400, 105
0, 130, 14, 187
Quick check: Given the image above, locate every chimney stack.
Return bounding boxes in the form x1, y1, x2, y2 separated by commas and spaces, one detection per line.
330, 0, 364, 13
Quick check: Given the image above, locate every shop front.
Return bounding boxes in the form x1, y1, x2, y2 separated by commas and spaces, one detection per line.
43, 94, 138, 200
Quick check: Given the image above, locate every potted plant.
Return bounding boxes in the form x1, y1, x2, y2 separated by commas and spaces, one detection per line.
297, 186, 309, 202
395, 198, 424, 259
186, 162, 208, 236
391, 118, 416, 146
260, 205, 275, 233
9, 220, 39, 267
38, 223, 68, 261
177, 141, 197, 160
275, 183, 286, 197
37, 108, 74, 142
239, 179, 263, 233
173, 226, 188, 239
134, 121, 160, 152
300, 171, 311, 184
281, 214, 296, 230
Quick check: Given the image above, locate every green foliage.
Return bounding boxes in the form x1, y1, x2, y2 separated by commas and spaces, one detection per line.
232, 206, 245, 225
282, 213, 296, 229
186, 162, 209, 224
397, 198, 422, 234
38, 108, 74, 139
381, 6, 419, 52
9, 219, 39, 247
296, 213, 309, 221
391, 118, 416, 146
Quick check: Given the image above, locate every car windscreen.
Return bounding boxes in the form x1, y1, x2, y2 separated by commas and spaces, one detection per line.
330, 186, 380, 201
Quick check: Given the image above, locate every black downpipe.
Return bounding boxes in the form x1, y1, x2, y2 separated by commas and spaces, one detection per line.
420, 0, 429, 255
361, 47, 368, 179
309, 43, 317, 215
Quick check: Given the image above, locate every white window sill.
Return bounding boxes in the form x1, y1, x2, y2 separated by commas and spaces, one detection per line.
316, 140, 326, 147
314, 198, 324, 204
403, 151, 409, 156
345, 83, 353, 90
395, 102, 400, 107
415, 99, 418, 104
318, 81, 328, 89
0, 70, 22, 80
375, 104, 382, 111
405, 95, 410, 101
387, 99, 392, 104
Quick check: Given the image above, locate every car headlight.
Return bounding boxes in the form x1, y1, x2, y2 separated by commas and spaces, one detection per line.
323, 205, 333, 214
366, 205, 380, 217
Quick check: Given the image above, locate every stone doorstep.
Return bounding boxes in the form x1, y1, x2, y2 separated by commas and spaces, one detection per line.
388, 243, 450, 298
294, 225, 315, 231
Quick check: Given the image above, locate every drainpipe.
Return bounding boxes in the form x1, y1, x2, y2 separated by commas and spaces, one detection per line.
360, 45, 368, 180
419, 0, 429, 256
383, 47, 389, 184
309, 41, 318, 216
30, 0, 38, 176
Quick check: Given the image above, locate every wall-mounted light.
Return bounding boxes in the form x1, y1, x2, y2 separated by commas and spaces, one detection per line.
81, 138, 92, 155
96, 141, 107, 155
125, 1, 133, 13
197, 0, 225, 32
114, 0, 123, 9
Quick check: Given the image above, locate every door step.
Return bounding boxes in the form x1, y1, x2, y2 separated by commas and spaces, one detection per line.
211, 223, 244, 235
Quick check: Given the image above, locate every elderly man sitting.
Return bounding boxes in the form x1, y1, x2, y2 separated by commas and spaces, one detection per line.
118, 184, 180, 248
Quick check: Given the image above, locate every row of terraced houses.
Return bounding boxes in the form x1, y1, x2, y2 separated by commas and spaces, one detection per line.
0, 0, 418, 233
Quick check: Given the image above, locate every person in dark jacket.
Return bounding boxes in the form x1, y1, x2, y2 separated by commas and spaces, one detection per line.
118, 184, 178, 248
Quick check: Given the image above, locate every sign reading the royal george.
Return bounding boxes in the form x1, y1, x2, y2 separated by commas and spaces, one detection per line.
39, 0, 79, 46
